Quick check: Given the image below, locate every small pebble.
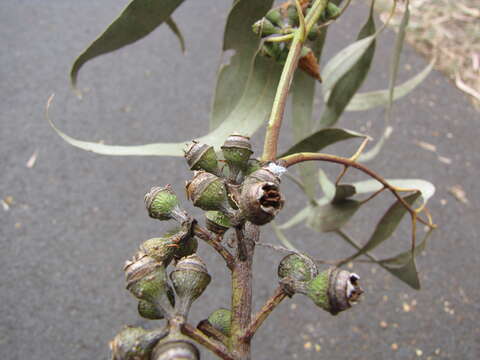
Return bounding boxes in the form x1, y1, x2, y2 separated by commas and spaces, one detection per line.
391, 343, 398, 351
379, 321, 388, 328
304, 342, 312, 350
314, 344, 321, 352
403, 302, 411, 312
416, 348, 423, 357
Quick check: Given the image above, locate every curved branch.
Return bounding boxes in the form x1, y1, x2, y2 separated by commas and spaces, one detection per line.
278, 152, 435, 228
193, 224, 235, 270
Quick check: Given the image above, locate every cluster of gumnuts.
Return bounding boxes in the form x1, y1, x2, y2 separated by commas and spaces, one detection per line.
252, 0, 342, 81
109, 134, 362, 360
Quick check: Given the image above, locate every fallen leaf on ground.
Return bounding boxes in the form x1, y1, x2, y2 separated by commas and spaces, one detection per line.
448, 185, 469, 204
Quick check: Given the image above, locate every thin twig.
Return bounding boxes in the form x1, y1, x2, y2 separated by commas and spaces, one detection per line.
262, 0, 329, 161
181, 323, 234, 360
197, 320, 229, 347
278, 152, 435, 228
242, 286, 288, 341
193, 224, 235, 270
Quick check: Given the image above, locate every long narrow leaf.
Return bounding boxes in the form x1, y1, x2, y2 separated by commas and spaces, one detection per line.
345, 60, 434, 111
50, 56, 282, 156
210, 0, 274, 130
318, 0, 376, 128
351, 178, 435, 205
347, 192, 420, 259
359, 0, 410, 162
165, 16, 185, 53
71, 0, 185, 88
280, 128, 366, 157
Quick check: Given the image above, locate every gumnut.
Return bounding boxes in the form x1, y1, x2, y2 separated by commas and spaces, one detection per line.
170, 254, 211, 318
184, 140, 220, 175
109, 326, 167, 360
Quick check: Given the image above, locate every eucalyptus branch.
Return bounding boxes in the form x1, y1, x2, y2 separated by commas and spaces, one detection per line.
278, 152, 436, 228
181, 323, 235, 360
197, 320, 230, 347
193, 224, 235, 270
262, 1, 307, 161
242, 286, 288, 341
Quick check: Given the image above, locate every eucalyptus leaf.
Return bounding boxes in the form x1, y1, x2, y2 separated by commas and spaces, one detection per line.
50, 56, 282, 156
347, 192, 420, 259
71, 0, 185, 88
210, 0, 274, 130
345, 60, 434, 111
321, 34, 376, 96
359, 0, 410, 162
308, 199, 360, 233
384, 257, 420, 289
318, 169, 356, 202
379, 229, 431, 267
280, 128, 366, 157
318, 0, 376, 128
271, 222, 299, 252
351, 178, 435, 205
165, 16, 185, 53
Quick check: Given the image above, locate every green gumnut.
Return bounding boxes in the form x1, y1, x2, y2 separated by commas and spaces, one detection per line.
145, 186, 179, 221
186, 172, 228, 211
205, 211, 231, 234
138, 285, 175, 320
265, 8, 282, 26
184, 141, 219, 175
252, 18, 279, 36
278, 253, 318, 282
207, 308, 232, 337
305, 270, 330, 312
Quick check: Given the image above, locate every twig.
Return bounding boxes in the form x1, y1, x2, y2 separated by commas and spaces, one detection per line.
181, 323, 234, 360
262, 0, 329, 161
193, 224, 235, 270
278, 152, 435, 228
242, 286, 288, 341
197, 320, 229, 347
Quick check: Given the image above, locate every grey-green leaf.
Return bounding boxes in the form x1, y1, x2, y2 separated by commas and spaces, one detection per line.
165, 16, 185, 53
318, 0, 376, 128
308, 199, 360, 233
358, 0, 410, 162
210, 0, 274, 130
280, 128, 366, 157
321, 34, 376, 96
345, 60, 434, 111
318, 169, 356, 203
348, 192, 420, 258
351, 178, 435, 205
50, 56, 282, 157
71, 0, 185, 88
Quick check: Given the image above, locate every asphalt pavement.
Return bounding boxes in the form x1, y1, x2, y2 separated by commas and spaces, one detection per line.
1, 1, 479, 359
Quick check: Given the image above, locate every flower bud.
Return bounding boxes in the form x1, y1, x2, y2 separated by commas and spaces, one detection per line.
239, 168, 284, 225
252, 18, 279, 37
322, 2, 341, 21
186, 171, 228, 211
137, 284, 175, 320
278, 253, 318, 282
110, 326, 167, 360
305, 268, 363, 315
205, 211, 231, 235
265, 8, 282, 26
170, 254, 211, 317
207, 308, 231, 337
124, 251, 173, 316
145, 186, 186, 222
152, 338, 200, 360
184, 141, 219, 175
221, 134, 253, 172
